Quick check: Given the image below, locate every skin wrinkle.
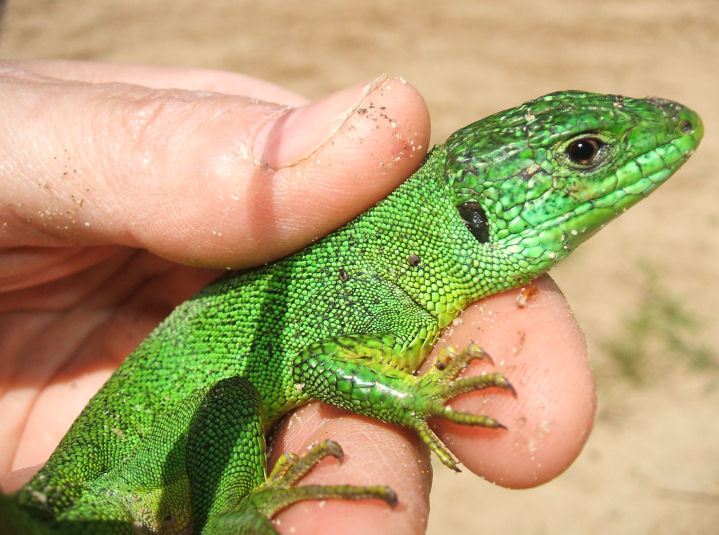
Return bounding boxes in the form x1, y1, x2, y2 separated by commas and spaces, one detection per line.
0, 246, 121, 295
139, 98, 291, 264
251, 104, 298, 168
243, 165, 279, 265
115, 89, 181, 158
103, 95, 199, 249
226, 105, 300, 263
10, 309, 106, 470
4, 249, 134, 376
4, 251, 191, 471
3, 311, 83, 469
0, 247, 85, 289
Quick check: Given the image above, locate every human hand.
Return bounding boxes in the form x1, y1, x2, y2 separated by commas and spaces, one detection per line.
0, 61, 595, 533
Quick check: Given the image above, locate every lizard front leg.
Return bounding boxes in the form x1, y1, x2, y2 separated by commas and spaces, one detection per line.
293, 336, 514, 470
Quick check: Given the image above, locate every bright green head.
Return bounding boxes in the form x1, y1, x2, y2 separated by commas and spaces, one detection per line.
444, 90, 703, 281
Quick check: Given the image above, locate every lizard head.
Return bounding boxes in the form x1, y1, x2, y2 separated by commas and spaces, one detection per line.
444, 90, 703, 281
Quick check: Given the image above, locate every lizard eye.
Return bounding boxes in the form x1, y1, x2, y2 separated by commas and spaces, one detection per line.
457, 202, 489, 243
564, 136, 606, 167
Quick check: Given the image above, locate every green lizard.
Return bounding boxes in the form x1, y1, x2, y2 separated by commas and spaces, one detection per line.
0, 90, 703, 534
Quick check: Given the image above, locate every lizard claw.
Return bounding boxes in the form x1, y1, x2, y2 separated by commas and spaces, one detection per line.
408, 343, 514, 470
208, 440, 397, 534
261, 440, 397, 510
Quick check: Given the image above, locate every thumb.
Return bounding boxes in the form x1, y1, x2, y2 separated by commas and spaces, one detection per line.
0, 67, 430, 268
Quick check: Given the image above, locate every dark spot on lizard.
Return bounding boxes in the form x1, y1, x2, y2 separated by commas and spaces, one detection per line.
407, 254, 421, 267
339, 269, 349, 282
457, 202, 489, 243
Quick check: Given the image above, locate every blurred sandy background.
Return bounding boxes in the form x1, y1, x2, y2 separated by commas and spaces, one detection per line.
1, 1, 717, 533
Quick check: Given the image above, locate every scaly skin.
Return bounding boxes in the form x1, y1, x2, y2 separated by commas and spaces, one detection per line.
1, 91, 703, 534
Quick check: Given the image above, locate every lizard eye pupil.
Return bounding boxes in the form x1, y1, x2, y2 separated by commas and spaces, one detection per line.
457, 202, 489, 243
566, 137, 604, 166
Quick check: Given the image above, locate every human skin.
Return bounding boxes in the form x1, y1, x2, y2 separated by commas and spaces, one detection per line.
0, 61, 595, 534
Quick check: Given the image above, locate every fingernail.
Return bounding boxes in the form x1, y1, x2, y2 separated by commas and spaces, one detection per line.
253, 74, 388, 169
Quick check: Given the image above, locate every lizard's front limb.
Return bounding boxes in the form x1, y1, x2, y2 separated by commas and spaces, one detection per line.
293, 337, 514, 470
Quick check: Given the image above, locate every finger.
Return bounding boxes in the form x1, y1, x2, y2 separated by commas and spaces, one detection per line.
0, 465, 41, 493
12, 60, 308, 105
270, 403, 431, 535
429, 275, 596, 488
1, 67, 430, 268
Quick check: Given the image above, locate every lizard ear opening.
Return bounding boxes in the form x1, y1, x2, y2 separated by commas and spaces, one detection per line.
457, 202, 489, 243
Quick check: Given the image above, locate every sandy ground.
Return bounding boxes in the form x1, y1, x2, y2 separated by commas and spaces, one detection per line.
1, 0, 717, 533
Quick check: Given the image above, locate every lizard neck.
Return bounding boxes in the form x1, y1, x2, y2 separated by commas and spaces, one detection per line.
350, 145, 524, 330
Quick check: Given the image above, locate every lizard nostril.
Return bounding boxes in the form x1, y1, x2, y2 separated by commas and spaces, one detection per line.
679, 119, 693, 134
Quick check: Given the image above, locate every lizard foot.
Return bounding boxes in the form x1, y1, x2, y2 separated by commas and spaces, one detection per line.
207, 440, 396, 534
258, 439, 398, 512
295, 337, 514, 473
406, 343, 515, 471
